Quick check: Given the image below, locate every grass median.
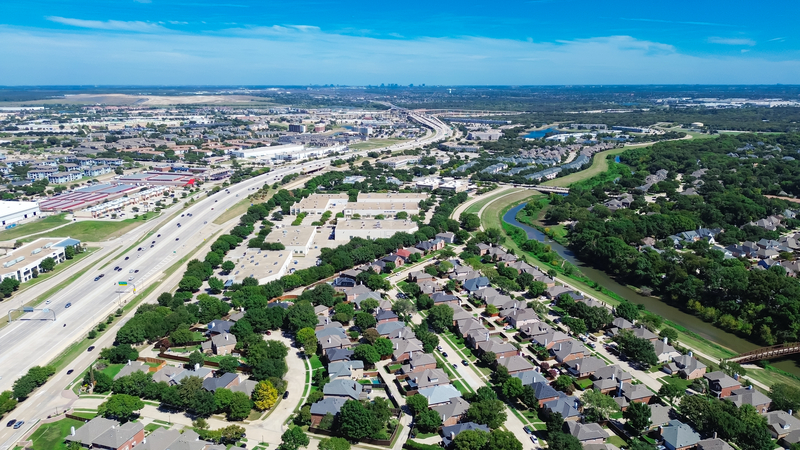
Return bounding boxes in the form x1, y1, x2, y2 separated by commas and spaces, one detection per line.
0, 213, 70, 241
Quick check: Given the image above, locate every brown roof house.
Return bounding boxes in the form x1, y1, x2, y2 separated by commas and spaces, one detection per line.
591, 365, 632, 394
521, 322, 571, 348
407, 368, 450, 392
496, 355, 535, 375
432, 397, 470, 427
663, 354, 707, 380
402, 353, 437, 374
564, 356, 607, 379
566, 421, 607, 444
502, 308, 539, 329
551, 339, 589, 364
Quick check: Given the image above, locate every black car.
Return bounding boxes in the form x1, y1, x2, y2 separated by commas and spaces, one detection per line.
87, 346, 95, 352
134, 270, 139, 273
175, 238, 180, 241
157, 234, 161, 237
98, 274, 104, 278
125, 256, 129, 260
283, 391, 289, 399
442, 352, 448, 358
138, 247, 142, 251
6, 419, 15, 427
66, 369, 74, 375
461, 360, 469, 366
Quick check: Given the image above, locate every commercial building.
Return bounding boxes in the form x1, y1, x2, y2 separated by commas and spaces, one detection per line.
376, 155, 419, 169
264, 226, 317, 255
334, 219, 419, 240
356, 193, 428, 203
225, 248, 293, 285
0, 237, 79, 282
343, 201, 420, 217
290, 194, 349, 215
0, 201, 41, 227
116, 172, 195, 186
39, 184, 140, 212
230, 143, 305, 159
289, 124, 306, 133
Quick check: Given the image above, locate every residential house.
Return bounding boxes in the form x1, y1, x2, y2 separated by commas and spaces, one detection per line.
457, 318, 485, 339
664, 354, 707, 380
201, 333, 237, 355
546, 285, 573, 300
344, 285, 373, 302
502, 308, 539, 329
661, 420, 701, 450
203, 373, 240, 392
431, 292, 459, 305
382, 253, 404, 267
65, 418, 145, 450
463, 276, 490, 293
615, 382, 654, 410
310, 398, 347, 427
512, 369, 548, 388
326, 349, 355, 363
376, 308, 399, 324
606, 317, 634, 337
113, 361, 150, 380
323, 379, 364, 400
631, 326, 659, 342
705, 371, 741, 398
765, 410, 800, 440
543, 395, 582, 421
653, 337, 681, 362
381, 324, 416, 340
328, 360, 365, 380
566, 421, 607, 444
551, 340, 590, 364
564, 356, 607, 378
392, 338, 424, 362
476, 337, 518, 359
320, 335, 352, 355
408, 270, 434, 283
697, 438, 735, 450
432, 397, 470, 427
727, 387, 771, 413
441, 423, 489, 448
476, 243, 491, 255
419, 384, 462, 407
496, 355, 534, 375
206, 319, 234, 335
649, 404, 674, 430
591, 365, 632, 394
532, 382, 562, 407
521, 322, 571, 348
402, 353, 437, 374
407, 368, 450, 391
436, 232, 456, 244
353, 291, 381, 310
170, 367, 213, 385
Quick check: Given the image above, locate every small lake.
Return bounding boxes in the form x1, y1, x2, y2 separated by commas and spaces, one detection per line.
503, 202, 800, 376
525, 128, 558, 139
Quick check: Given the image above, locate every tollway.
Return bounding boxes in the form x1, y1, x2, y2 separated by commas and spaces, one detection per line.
0, 111, 451, 394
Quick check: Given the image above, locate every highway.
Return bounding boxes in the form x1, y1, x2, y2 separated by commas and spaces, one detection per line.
0, 111, 451, 448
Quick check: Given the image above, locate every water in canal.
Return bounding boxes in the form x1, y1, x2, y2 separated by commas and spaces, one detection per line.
503, 203, 800, 376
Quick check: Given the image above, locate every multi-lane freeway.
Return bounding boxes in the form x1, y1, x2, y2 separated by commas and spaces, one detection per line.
0, 111, 451, 448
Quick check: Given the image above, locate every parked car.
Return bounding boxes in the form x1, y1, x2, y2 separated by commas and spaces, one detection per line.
530, 436, 538, 444
283, 391, 289, 399
437, 346, 443, 352
523, 426, 532, 435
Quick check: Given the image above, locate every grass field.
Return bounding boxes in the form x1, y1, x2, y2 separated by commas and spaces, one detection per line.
28, 418, 85, 450
348, 139, 408, 150
462, 188, 521, 217
24, 216, 159, 242
541, 148, 626, 187
480, 191, 542, 230
0, 214, 69, 240
213, 196, 253, 225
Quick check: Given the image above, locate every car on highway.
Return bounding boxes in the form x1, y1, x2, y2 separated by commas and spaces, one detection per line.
7, 419, 16, 427
452, 363, 458, 369
66, 369, 74, 375
157, 234, 161, 237
94, 276, 100, 281
128, 276, 134, 281
175, 238, 179, 241
152, 241, 156, 244
87, 346, 95, 351
65, 302, 72, 308
45, 300, 51, 305
125, 256, 129, 260
150, 245, 154, 248
129, 269, 133, 273
138, 247, 142, 251
441, 352, 448, 357
461, 360, 469, 366
99, 274, 104, 278
13, 421, 23, 429
134, 270, 139, 273
181, 214, 184, 217
530, 435, 538, 444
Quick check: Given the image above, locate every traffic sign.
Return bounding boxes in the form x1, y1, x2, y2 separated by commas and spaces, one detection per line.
118, 281, 128, 286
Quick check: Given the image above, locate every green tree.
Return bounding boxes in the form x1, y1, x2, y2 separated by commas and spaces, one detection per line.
502, 377, 524, 402
39, 257, 56, 272
64, 246, 75, 259
615, 302, 640, 322
189, 351, 205, 367
296, 327, 318, 354
217, 356, 239, 374
554, 375, 575, 393
427, 304, 454, 332
170, 326, 194, 346
98, 394, 144, 422
406, 393, 429, 416
453, 429, 488, 450
466, 398, 507, 429
208, 277, 225, 294
659, 327, 679, 344
337, 399, 377, 441
460, 213, 481, 231
227, 391, 253, 421
548, 432, 583, 450
318, 437, 351, 450
287, 301, 318, 331
658, 382, 685, 405
221, 261, 235, 272
770, 383, 800, 412
487, 429, 523, 450
581, 388, 619, 421
354, 344, 380, 365
179, 276, 202, 292
416, 408, 443, 433
519, 385, 538, 410
624, 401, 652, 435
354, 312, 377, 330
360, 298, 380, 313
374, 337, 394, 357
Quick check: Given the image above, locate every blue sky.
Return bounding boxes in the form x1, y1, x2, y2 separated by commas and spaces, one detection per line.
0, 0, 798, 85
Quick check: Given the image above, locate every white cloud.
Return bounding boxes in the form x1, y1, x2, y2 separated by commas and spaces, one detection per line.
708, 37, 756, 46
0, 25, 798, 85
46, 16, 166, 32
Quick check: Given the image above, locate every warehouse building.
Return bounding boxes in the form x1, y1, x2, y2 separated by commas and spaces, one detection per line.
0, 201, 41, 227
290, 194, 349, 215
264, 226, 318, 255
0, 237, 80, 282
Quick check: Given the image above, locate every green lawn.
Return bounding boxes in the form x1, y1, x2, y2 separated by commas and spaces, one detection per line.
27, 418, 85, 450
0, 213, 69, 240
659, 375, 692, 391
309, 355, 323, 372
463, 189, 522, 216
606, 435, 628, 447
349, 138, 408, 150
24, 217, 156, 242
541, 148, 626, 187
100, 363, 124, 379
213, 196, 256, 225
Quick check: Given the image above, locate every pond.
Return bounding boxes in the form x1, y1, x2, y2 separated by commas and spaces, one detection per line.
525, 128, 558, 139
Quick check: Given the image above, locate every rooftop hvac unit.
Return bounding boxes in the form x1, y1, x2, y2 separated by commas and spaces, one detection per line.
43, 243, 53, 248
31, 248, 42, 255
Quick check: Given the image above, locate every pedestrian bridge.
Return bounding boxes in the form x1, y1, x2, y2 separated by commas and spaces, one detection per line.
727, 342, 800, 363
530, 185, 570, 194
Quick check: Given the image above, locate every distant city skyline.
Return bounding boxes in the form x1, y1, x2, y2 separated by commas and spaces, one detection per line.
0, 0, 798, 85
